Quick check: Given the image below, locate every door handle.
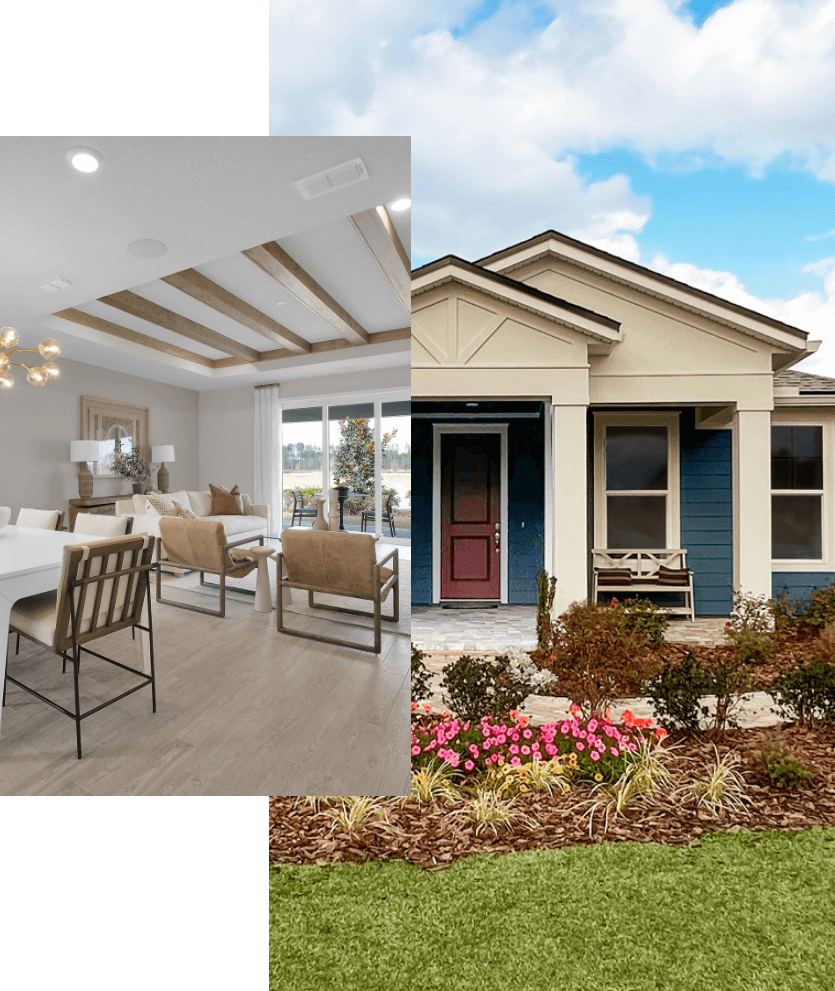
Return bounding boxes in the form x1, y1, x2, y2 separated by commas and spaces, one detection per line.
494, 522, 500, 554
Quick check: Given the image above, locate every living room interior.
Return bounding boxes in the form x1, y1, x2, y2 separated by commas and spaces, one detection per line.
0, 136, 411, 795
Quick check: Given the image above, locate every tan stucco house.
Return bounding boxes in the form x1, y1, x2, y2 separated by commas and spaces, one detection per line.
412, 230, 835, 617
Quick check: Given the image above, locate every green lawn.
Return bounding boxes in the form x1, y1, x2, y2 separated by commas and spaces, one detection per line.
269, 829, 835, 991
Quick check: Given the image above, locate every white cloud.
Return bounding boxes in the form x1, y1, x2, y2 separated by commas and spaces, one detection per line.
649, 252, 835, 376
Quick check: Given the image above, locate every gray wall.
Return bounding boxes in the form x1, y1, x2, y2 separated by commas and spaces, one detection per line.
0, 356, 199, 519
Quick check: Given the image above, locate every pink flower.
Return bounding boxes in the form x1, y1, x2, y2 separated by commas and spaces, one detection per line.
545, 743, 556, 755
464, 760, 475, 771
511, 756, 521, 766
509, 745, 519, 754
610, 748, 619, 756
523, 729, 533, 739
423, 704, 433, 712
590, 751, 600, 762
411, 746, 420, 755
587, 719, 598, 732
561, 722, 571, 734
576, 742, 585, 751
521, 746, 530, 755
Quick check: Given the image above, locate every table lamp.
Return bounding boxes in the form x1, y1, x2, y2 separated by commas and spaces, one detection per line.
152, 445, 175, 493
70, 440, 100, 499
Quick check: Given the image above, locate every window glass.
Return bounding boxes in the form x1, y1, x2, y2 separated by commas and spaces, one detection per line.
606, 426, 668, 490
282, 406, 323, 529
607, 496, 666, 549
770, 426, 823, 489
772, 495, 822, 559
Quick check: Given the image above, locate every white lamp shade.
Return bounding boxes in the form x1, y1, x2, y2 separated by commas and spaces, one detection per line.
70, 440, 100, 463
152, 445, 175, 462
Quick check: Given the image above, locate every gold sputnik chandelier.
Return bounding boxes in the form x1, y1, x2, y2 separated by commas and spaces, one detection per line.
0, 327, 60, 388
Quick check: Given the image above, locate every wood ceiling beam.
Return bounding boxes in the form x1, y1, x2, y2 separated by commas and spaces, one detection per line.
242, 242, 370, 347
98, 290, 261, 363
54, 308, 215, 367
210, 326, 411, 368
160, 268, 311, 354
349, 205, 410, 313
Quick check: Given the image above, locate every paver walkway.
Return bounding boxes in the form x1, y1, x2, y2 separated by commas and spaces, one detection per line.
415, 609, 779, 728
412, 606, 728, 651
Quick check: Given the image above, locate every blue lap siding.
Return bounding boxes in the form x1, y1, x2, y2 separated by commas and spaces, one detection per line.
679, 411, 734, 616
772, 573, 835, 603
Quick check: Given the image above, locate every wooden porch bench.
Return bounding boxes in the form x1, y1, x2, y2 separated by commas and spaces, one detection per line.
591, 548, 695, 621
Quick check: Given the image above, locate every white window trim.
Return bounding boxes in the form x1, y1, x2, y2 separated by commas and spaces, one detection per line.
432, 423, 508, 604
771, 416, 830, 570
593, 412, 680, 550
278, 388, 410, 540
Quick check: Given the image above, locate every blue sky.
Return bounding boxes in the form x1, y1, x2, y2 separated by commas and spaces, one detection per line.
271, 0, 835, 374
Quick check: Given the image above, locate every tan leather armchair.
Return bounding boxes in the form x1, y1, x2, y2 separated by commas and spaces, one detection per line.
156, 518, 263, 618
275, 529, 398, 654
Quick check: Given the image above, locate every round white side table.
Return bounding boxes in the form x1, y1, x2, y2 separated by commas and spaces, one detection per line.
247, 546, 277, 612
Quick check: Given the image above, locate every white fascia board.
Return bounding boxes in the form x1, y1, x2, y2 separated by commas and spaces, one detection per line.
485, 240, 809, 353
412, 263, 621, 347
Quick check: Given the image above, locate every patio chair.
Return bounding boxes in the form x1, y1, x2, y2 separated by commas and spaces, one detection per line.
360, 492, 396, 537
276, 529, 399, 654
16, 507, 65, 530
290, 490, 318, 527
5, 534, 157, 759
155, 517, 262, 618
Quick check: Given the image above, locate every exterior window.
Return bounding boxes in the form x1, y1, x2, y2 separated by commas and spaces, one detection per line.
605, 425, 668, 548
771, 426, 823, 559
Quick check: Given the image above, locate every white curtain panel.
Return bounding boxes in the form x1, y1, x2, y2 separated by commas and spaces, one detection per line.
254, 384, 281, 534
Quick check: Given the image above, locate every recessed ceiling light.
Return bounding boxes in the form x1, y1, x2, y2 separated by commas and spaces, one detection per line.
126, 238, 168, 259
66, 146, 103, 173
391, 198, 411, 211
466, 402, 478, 407
276, 301, 287, 306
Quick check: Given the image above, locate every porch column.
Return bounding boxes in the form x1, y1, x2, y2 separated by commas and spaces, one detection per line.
553, 404, 587, 614
734, 409, 772, 599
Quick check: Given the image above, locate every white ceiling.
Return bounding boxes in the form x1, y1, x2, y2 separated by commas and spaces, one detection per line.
1, 136, 411, 391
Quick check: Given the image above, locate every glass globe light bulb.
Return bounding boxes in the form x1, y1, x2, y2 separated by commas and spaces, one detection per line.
0, 369, 13, 389
38, 338, 61, 359
0, 326, 19, 349
43, 361, 60, 379
27, 366, 47, 387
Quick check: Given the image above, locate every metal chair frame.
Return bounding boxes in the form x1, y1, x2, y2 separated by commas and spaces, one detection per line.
4, 538, 157, 759
155, 533, 265, 618
276, 546, 399, 654
361, 492, 396, 537
290, 490, 318, 527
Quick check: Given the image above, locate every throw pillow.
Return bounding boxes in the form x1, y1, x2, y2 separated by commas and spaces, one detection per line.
241, 493, 252, 515
657, 565, 690, 585
145, 492, 177, 516
172, 501, 198, 520
209, 483, 244, 515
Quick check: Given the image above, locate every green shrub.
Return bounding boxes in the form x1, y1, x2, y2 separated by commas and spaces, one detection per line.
724, 627, 775, 667
769, 657, 835, 725
752, 741, 815, 791
645, 651, 752, 733
644, 652, 712, 731
411, 644, 432, 704
439, 655, 531, 723
801, 584, 835, 628
543, 600, 660, 715
624, 598, 668, 647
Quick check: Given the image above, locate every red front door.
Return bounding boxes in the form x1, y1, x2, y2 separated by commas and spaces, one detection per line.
440, 433, 501, 599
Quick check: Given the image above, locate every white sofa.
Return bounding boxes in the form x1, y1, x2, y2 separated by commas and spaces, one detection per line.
115, 490, 270, 544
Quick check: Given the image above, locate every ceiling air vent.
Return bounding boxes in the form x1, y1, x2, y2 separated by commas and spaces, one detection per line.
39, 277, 74, 293
294, 157, 369, 200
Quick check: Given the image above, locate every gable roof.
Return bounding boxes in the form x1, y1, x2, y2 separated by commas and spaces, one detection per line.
412, 253, 622, 349
474, 229, 814, 356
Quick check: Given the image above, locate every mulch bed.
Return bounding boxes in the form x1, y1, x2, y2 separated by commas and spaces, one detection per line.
269, 724, 835, 870
531, 626, 825, 694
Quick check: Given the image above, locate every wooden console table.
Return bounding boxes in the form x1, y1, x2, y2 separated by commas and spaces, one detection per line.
68, 494, 133, 531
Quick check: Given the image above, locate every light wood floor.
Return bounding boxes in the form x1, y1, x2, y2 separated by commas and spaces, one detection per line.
0, 584, 409, 796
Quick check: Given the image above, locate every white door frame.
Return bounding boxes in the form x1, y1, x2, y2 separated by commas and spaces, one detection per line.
432, 423, 508, 603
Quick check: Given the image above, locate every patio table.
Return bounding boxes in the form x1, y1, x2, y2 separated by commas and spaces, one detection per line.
336, 491, 369, 531
0, 525, 153, 734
